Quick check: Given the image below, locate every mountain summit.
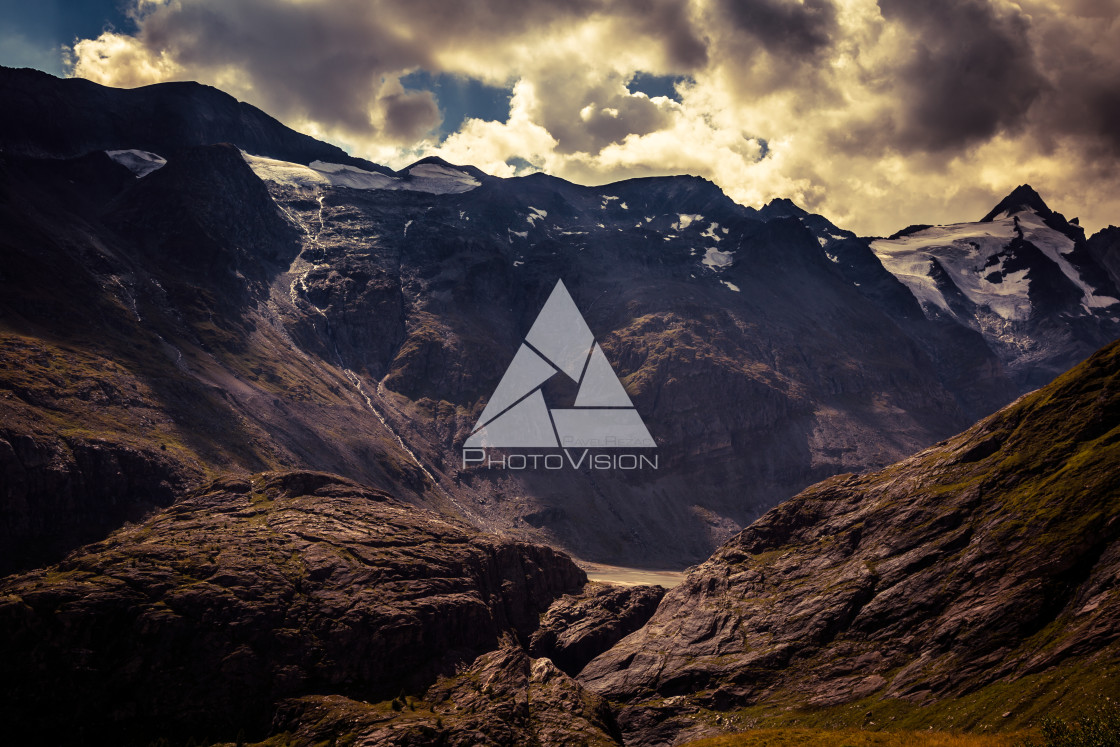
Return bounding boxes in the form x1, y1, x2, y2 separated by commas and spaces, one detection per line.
981, 183, 1052, 222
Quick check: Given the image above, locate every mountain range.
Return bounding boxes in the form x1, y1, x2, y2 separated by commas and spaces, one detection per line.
1, 65, 1119, 743
3, 66, 1118, 575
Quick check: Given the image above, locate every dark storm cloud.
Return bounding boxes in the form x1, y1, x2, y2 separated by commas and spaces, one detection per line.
715, 0, 838, 58
379, 87, 443, 141
1077, 85, 1120, 157
869, 0, 1120, 163
1025, 0, 1120, 160
395, 0, 606, 44
578, 91, 676, 152
121, 0, 630, 143
877, 0, 1046, 152
618, 0, 709, 70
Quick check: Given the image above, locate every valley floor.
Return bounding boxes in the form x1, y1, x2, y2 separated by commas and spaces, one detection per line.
580, 562, 687, 588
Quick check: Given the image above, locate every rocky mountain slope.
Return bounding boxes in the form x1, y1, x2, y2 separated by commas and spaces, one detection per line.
2, 66, 1118, 571
579, 338, 1120, 745
0, 470, 629, 745
0, 141, 446, 574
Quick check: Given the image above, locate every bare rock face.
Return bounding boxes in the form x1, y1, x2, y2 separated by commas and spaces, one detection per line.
1087, 225, 1120, 292
580, 339, 1120, 743
271, 645, 623, 746
0, 471, 585, 745
530, 581, 666, 676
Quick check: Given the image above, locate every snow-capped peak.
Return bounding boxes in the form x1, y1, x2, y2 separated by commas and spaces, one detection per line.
871, 202, 1117, 324
980, 184, 1051, 223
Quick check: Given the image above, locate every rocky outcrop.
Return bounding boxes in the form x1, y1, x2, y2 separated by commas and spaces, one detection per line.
106, 142, 303, 285
271, 646, 622, 746
580, 339, 1120, 742
0, 471, 585, 745
530, 582, 666, 677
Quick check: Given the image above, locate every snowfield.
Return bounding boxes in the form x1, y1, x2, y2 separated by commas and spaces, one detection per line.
871, 211, 1118, 321
871, 216, 1025, 321
241, 153, 480, 195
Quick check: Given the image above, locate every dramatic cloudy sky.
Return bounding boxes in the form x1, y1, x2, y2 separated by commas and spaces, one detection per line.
3, 0, 1120, 235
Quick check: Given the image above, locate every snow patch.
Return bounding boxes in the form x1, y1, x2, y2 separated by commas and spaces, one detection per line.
701, 222, 722, 241
702, 247, 734, 269
244, 153, 331, 189
311, 160, 399, 189
106, 149, 166, 177
527, 206, 548, 226
673, 214, 702, 231
721, 280, 740, 292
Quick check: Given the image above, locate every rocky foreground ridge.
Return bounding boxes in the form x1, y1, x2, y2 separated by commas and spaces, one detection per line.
0, 471, 662, 745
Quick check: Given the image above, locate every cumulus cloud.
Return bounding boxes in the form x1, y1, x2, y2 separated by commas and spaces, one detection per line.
67, 0, 1120, 234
